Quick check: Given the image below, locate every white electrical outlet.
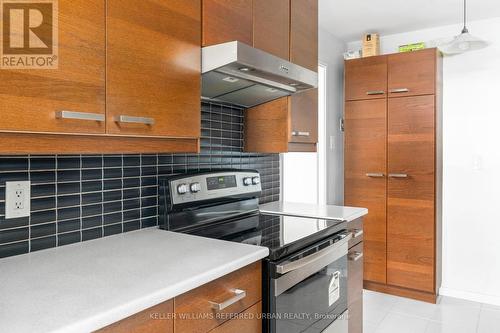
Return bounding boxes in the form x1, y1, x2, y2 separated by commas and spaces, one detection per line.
5, 181, 31, 219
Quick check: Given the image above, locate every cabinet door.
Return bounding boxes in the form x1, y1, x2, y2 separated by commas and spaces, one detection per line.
253, 0, 289, 59
202, 0, 253, 46
290, 0, 318, 72
387, 95, 435, 293
288, 0, 318, 149
289, 89, 318, 144
345, 56, 387, 101
388, 48, 436, 98
0, 0, 105, 134
106, 0, 201, 138
344, 99, 387, 284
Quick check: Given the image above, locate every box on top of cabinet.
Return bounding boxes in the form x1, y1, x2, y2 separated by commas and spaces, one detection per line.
362, 33, 380, 57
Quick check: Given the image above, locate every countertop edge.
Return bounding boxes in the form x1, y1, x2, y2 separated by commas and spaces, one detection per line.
259, 207, 368, 222
54, 247, 269, 333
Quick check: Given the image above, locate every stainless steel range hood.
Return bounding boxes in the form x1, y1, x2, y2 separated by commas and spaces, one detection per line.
202, 41, 318, 108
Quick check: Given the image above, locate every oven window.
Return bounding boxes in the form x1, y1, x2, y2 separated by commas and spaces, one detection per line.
272, 256, 348, 332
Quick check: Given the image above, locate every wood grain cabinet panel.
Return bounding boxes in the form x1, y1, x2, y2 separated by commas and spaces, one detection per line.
244, 97, 289, 153
345, 56, 388, 101
96, 300, 173, 333
0, 0, 105, 134
209, 301, 262, 333
253, 0, 289, 59
289, 89, 318, 145
106, 0, 201, 138
387, 95, 436, 293
174, 262, 261, 333
388, 48, 436, 98
290, 0, 318, 72
344, 99, 387, 284
286, 0, 318, 152
202, 0, 253, 46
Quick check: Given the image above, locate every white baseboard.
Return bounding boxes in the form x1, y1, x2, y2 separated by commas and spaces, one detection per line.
439, 287, 500, 306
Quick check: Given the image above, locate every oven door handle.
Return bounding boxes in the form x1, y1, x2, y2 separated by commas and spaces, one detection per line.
273, 233, 352, 297
276, 233, 352, 274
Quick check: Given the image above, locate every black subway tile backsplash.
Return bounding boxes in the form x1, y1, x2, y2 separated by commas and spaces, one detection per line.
0, 102, 280, 258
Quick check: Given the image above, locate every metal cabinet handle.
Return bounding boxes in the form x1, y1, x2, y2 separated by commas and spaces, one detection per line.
350, 229, 364, 238
55, 111, 105, 122
366, 173, 385, 178
348, 251, 363, 262
209, 289, 246, 311
388, 173, 408, 178
292, 131, 310, 137
366, 90, 385, 95
389, 88, 410, 93
114, 115, 155, 125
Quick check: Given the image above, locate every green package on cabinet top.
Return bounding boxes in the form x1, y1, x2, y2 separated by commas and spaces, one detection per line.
399, 42, 426, 52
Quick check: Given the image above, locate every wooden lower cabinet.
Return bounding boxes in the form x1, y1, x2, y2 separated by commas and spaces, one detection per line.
96, 300, 174, 333
209, 302, 262, 333
97, 262, 261, 333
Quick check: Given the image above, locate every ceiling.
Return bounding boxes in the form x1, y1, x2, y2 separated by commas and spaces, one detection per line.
320, 0, 500, 42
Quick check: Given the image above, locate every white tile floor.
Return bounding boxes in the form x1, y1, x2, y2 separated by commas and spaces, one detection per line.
363, 290, 500, 333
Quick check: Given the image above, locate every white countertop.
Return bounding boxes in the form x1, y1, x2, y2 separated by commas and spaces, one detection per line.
0, 228, 268, 333
259, 201, 368, 222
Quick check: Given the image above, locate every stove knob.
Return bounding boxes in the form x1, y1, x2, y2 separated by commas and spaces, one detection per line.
252, 176, 260, 185
177, 184, 188, 195
190, 182, 201, 193
243, 177, 253, 186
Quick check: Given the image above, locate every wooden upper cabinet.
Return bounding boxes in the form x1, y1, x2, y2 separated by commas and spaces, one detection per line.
289, 89, 318, 145
388, 48, 437, 97
202, 0, 253, 46
106, 0, 201, 138
345, 56, 388, 101
344, 99, 387, 285
387, 95, 436, 293
287, 0, 319, 152
290, 0, 318, 72
0, 0, 105, 134
253, 0, 290, 59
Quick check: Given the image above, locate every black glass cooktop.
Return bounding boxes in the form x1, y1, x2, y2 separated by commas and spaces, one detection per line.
182, 213, 348, 261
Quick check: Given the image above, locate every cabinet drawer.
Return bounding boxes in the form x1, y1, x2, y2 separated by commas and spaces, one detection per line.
174, 262, 262, 333
96, 300, 173, 333
348, 217, 364, 248
209, 301, 262, 333
348, 242, 363, 307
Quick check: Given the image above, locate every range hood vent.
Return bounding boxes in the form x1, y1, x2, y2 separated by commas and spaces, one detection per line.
202, 41, 318, 108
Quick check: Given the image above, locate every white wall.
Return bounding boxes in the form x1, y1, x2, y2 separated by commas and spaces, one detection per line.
348, 17, 500, 305
319, 28, 347, 205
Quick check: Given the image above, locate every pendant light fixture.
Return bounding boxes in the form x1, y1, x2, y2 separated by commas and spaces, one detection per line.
439, 0, 489, 55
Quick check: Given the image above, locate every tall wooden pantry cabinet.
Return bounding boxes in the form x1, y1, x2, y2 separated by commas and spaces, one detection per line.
344, 48, 442, 303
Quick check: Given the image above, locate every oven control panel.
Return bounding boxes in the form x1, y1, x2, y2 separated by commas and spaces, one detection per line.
168, 170, 262, 206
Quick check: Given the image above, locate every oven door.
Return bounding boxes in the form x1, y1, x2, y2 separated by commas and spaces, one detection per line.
267, 233, 351, 333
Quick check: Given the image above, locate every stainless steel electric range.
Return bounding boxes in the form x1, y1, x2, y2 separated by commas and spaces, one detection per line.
159, 170, 350, 333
